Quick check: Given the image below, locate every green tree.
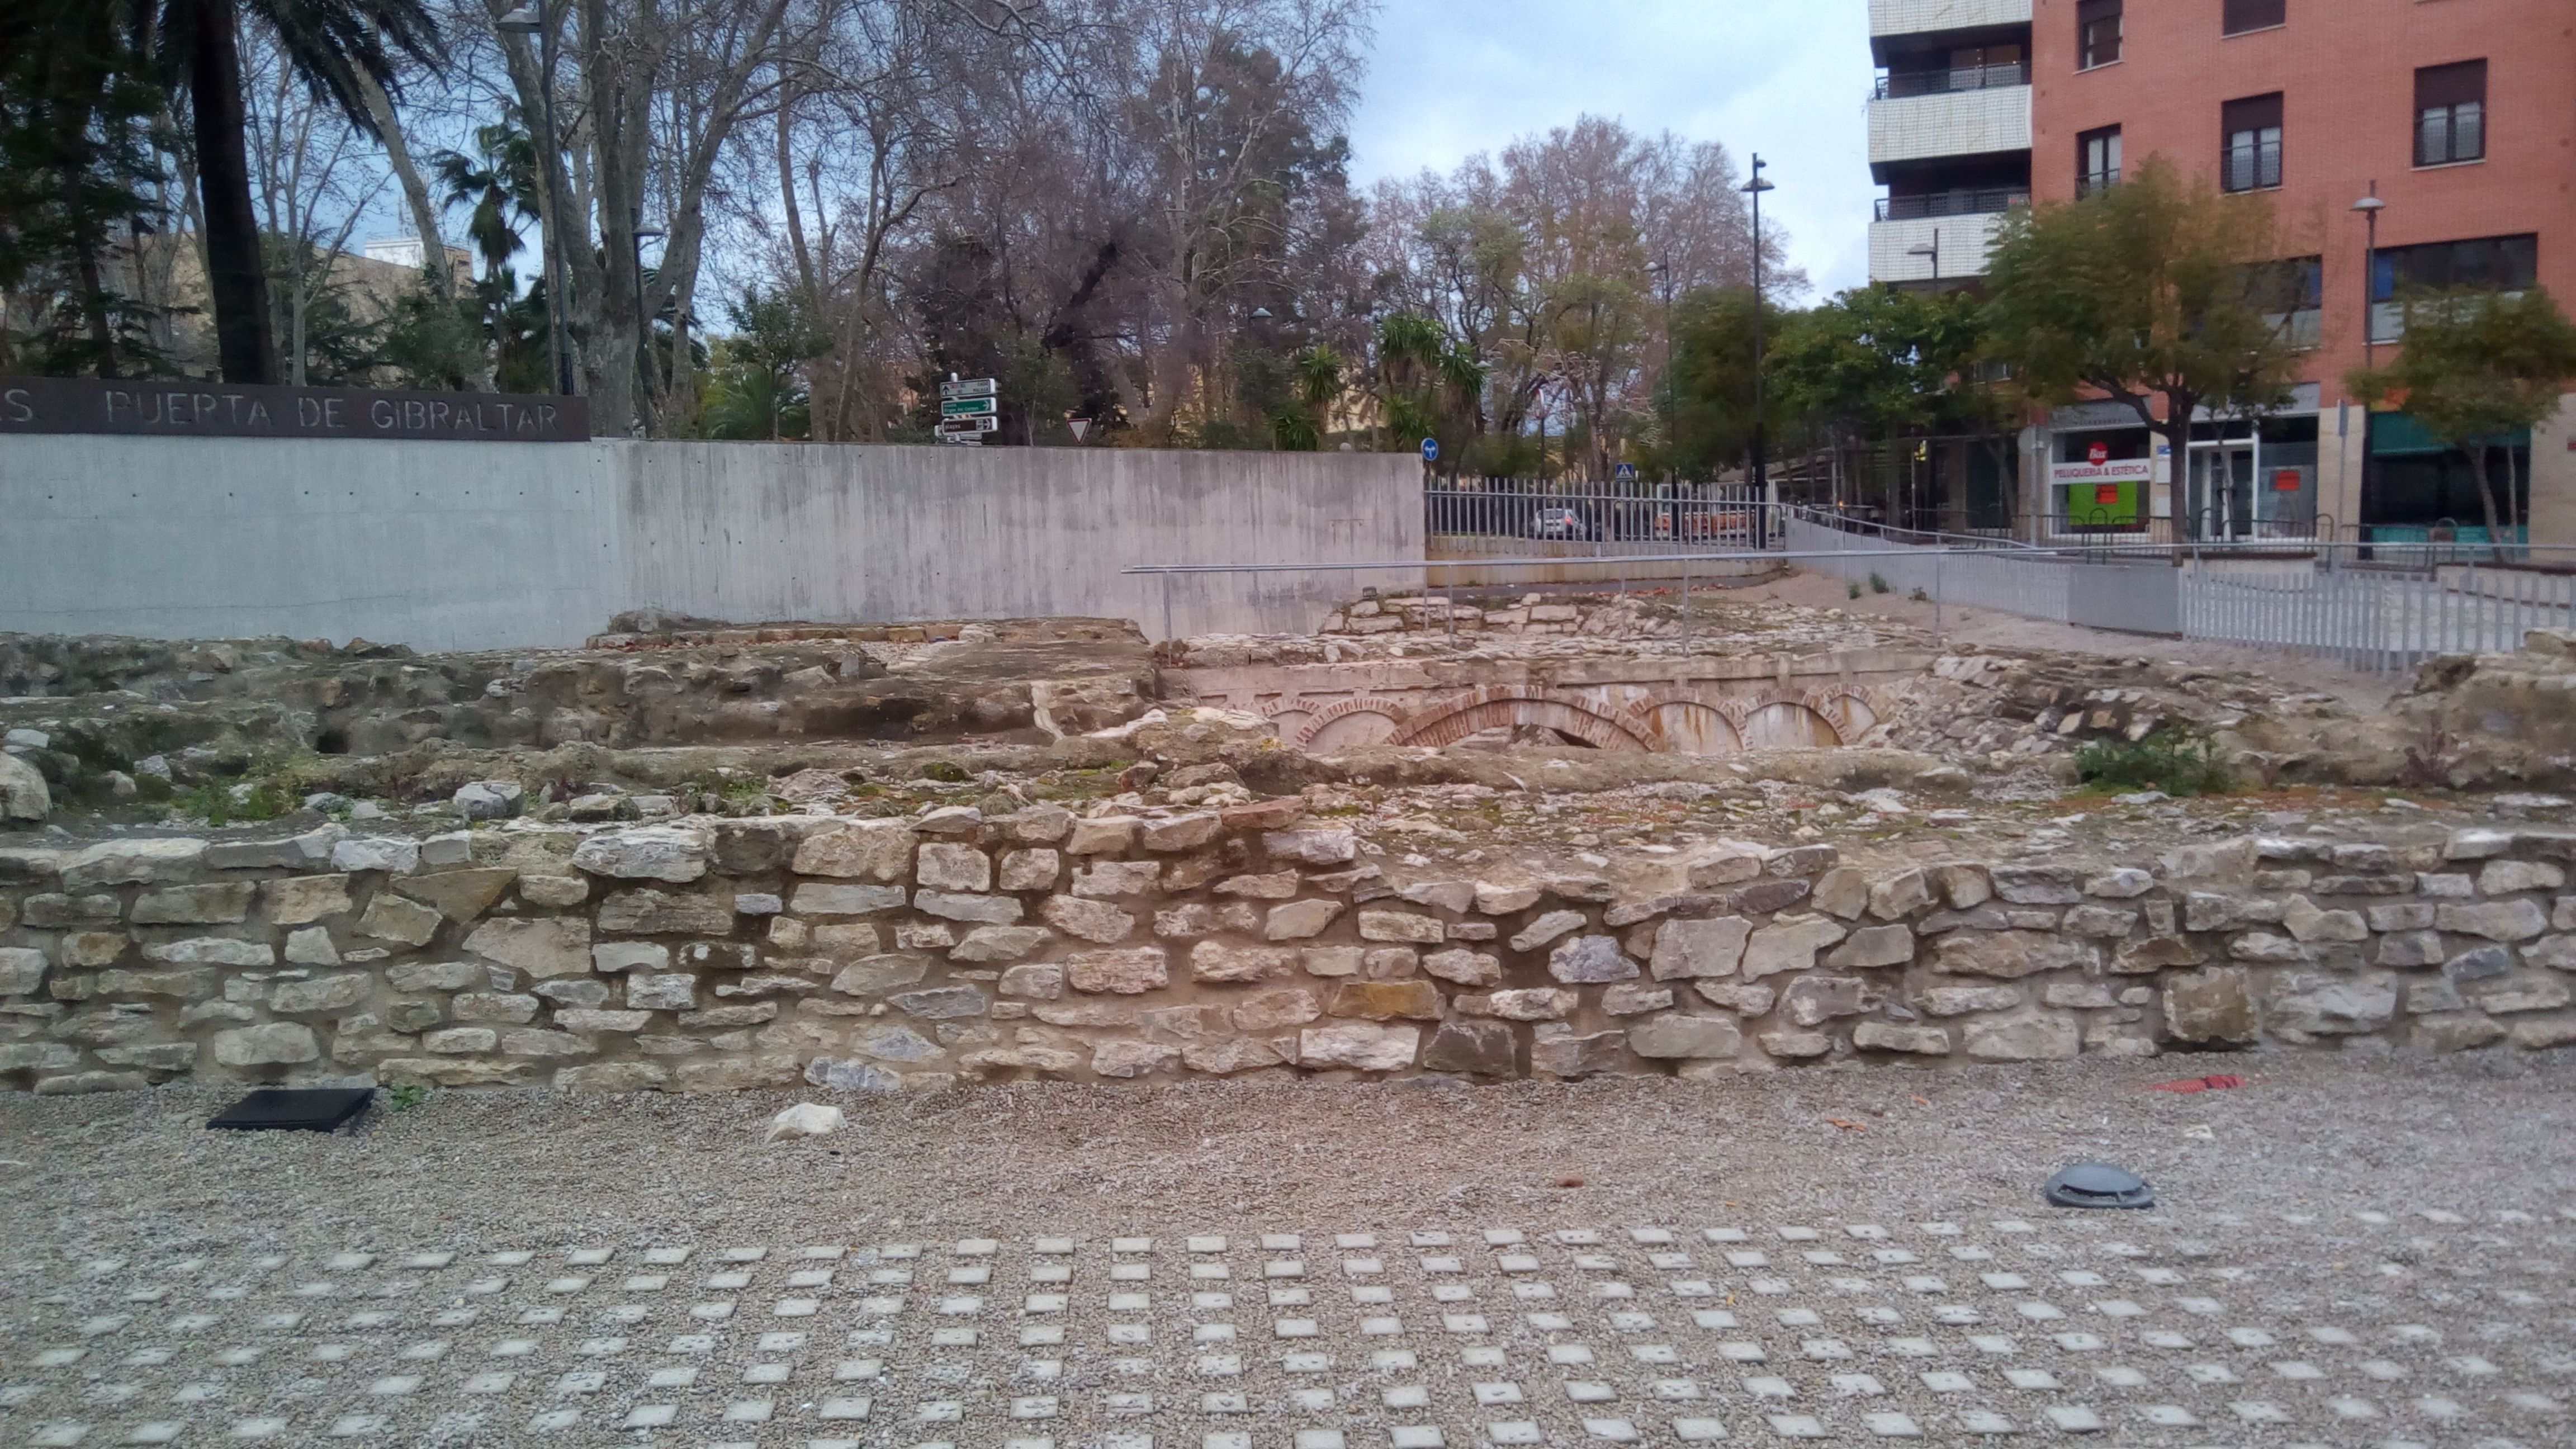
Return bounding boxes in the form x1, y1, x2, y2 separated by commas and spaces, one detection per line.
1665, 286, 1787, 477
0, 0, 176, 377
700, 287, 831, 441
1982, 158, 2308, 538
2348, 287, 2576, 555
149, 0, 441, 383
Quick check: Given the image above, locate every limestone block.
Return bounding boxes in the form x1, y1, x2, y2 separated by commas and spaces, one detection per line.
425, 1027, 498, 1054
1549, 935, 1639, 984
1765, 844, 1838, 877
557, 1010, 652, 1034
1810, 868, 1869, 920
1043, 894, 1137, 945
212, 1021, 320, 1067
1825, 925, 1915, 969
2480, 859, 2565, 896
2282, 896, 2368, 944
1422, 1019, 1517, 1076
131, 883, 255, 926
915, 891, 1023, 924
64, 932, 131, 968
1232, 988, 1322, 1032
1066, 816, 1141, 855
1301, 946, 1364, 978
1782, 976, 1873, 1028
2509, 1017, 2576, 1049
387, 960, 480, 992
1599, 982, 1671, 1016
2059, 906, 2140, 940
330, 837, 420, 875
32, 1071, 153, 1095
1933, 930, 2087, 980
378, 1057, 533, 1088
1141, 813, 1221, 851
1265, 828, 1358, 865
0, 1043, 80, 1072
1266, 899, 1345, 941
1191, 941, 1298, 984
2261, 971, 2399, 1038
829, 954, 931, 996
599, 889, 735, 936
2083, 868, 2153, 899
1000, 850, 1060, 892
1650, 917, 1752, 981
992, 964, 1062, 1001
201, 825, 343, 872
94, 968, 215, 999
2444, 827, 2515, 861
626, 974, 699, 1011
2113, 937, 2204, 974
452, 992, 539, 1024
1742, 916, 1849, 981
96, 1043, 199, 1072
2415, 1014, 2508, 1052
556, 1062, 670, 1092
1330, 979, 1442, 1021
1216, 871, 1301, 900
850, 1026, 943, 1062
61, 838, 207, 891
1988, 866, 2081, 906
1184, 1037, 1292, 1074
2527, 934, 2576, 971
358, 894, 443, 948
1299, 1022, 1418, 1071
0, 947, 47, 994
22, 893, 118, 928
1091, 1039, 1181, 1078
261, 874, 354, 926
1509, 911, 1588, 953
568, 824, 709, 883
1421, 949, 1501, 987
1962, 1013, 2082, 1062
462, 917, 592, 979
2368, 902, 2437, 933
1399, 882, 1476, 913
2437, 899, 2549, 942
1935, 864, 1993, 909
890, 986, 989, 1020
912, 844, 992, 893
1, 751, 51, 821
393, 868, 518, 922
1853, 1021, 1950, 1055
1474, 882, 1543, 915
1530, 1029, 1627, 1077
1067, 947, 1170, 995
1072, 860, 1161, 898
2159, 837, 2257, 882
1628, 1013, 1743, 1060
1359, 911, 1445, 945
953, 926, 1054, 964
271, 975, 368, 1014
1460, 988, 1576, 1021
792, 820, 918, 880
1002, 804, 1077, 844
789, 883, 907, 917
592, 943, 670, 975
141, 937, 274, 968
2444, 945, 2513, 983
1868, 869, 1932, 920
2417, 873, 2471, 898
680, 943, 757, 973
2470, 974, 2573, 1015
519, 875, 590, 908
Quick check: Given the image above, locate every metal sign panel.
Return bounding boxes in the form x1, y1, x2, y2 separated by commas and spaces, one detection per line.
936, 415, 1000, 436
0, 376, 591, 442
938, 377, 998, 400
939, 396, 998, 418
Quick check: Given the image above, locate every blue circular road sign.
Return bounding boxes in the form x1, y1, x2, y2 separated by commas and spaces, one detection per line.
1420, 437, 1439, 463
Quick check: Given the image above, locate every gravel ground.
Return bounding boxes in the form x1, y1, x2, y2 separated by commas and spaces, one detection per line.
6, 1055, 2574, 1448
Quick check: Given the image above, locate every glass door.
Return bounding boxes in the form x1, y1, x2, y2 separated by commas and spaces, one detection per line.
2189, 443, 2256, 539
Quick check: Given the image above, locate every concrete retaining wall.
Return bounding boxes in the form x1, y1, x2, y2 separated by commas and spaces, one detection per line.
0, 436, 1421, 650
4, 817, 2571, 1098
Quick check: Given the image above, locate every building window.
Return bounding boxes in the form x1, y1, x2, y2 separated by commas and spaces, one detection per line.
2370, 233, 2539, 342
2416, 60, 2486, 165
2077, 0, 2122, 69
2247, 255, 2323, 348
2221, 94, 2284, 192
2078, 126, 2122, 196
2223, 0, 2286, 35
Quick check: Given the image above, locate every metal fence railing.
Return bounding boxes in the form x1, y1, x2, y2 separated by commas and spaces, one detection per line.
1426, 480, 1776, 558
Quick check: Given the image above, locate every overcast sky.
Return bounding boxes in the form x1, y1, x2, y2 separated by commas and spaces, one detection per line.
1344, 0, 1876, 299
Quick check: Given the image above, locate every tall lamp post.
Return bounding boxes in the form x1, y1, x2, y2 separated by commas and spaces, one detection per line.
633, 222, 665, 424
1742, 155, 1776, 541
496, 4, 575, 397
2351, 186, 2385, 545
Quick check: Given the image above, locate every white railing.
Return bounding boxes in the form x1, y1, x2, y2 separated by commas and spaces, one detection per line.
1427, 481, 1777, 559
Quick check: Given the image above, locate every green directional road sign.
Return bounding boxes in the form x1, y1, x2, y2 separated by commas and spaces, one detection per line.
940, 396, 998, 418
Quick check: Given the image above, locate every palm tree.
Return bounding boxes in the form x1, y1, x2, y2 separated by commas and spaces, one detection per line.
430, 113, 538, 284
155, 0, 441, 383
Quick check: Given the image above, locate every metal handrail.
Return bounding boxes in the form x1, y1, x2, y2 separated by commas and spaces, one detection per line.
1873, 61, 2032, 100
1876, 190, 2030, 222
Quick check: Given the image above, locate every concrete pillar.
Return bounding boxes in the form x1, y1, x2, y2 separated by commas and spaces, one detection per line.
2321, 401, 2369, 543
2529, 393, 2576, 549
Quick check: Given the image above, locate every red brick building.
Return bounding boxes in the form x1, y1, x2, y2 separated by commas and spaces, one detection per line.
2027, 0, 2576, 544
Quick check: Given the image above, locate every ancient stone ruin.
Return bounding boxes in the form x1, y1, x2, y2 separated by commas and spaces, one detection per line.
7, 589, 2576, 1095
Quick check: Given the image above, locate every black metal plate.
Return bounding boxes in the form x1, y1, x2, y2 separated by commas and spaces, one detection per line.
205, 1088, 376, 1133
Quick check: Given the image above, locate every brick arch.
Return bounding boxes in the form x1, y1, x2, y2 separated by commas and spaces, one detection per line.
1388, 686, 1655, 751
1737, 695, 1846, 750
1640, 699, 1746, 756
1291, 695, 1413, 749
1805, 685, 1879, 741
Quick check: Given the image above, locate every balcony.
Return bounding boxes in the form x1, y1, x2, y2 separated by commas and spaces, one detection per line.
1869, 84, 2031, 172
1869, 0, 2032, 37
1869, 211, 2011, 284
1874, 61, 2031, 100
1876, 188, 2028, 221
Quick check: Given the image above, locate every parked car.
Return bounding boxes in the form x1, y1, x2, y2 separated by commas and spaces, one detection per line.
1530, 506, 1598, 541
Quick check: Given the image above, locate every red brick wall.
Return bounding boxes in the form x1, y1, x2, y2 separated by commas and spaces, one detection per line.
2030, 0, 2576, 408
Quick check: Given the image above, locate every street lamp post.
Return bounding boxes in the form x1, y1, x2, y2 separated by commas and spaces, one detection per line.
632, 221, 665, 422
2352, 185, 2385, 370
497, 4, 575, 397
1908, 229, 1940, 285
1742, 155, 1776, 542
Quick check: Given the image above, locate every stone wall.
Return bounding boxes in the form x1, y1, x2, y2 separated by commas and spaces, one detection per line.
4, 814, 2574, 1096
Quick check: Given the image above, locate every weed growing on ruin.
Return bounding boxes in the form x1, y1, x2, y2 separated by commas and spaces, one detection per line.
1868, 573, 1891, 594
1910, 588, 1930, 603
919, 761, 972, 783
1846, 581, 1862, 599
2401, 719, 2464, 790
385, 1084, 429, 1112
2075, 730, 2235, 797
173, 779, 291, 826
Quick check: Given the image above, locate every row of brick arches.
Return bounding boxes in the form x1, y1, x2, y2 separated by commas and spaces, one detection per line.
1259, 684, 1878, 756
